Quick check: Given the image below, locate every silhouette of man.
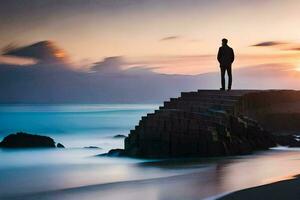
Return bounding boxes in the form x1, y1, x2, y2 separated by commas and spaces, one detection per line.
217, 38, 234, 91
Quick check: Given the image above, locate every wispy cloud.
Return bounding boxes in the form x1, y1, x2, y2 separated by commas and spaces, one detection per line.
160, 35, 181, 42
251, 41, 300, 52
285, 47, 300, 51
251, 41, 287, 47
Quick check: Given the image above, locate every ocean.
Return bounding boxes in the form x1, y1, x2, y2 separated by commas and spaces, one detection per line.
0, 104, 159, 149
0, 104, 300, 200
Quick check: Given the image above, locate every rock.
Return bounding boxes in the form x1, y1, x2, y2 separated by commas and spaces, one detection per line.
275, 135, 294, 146
291, 135, 300, 147
0, 132, 56, 148
275, 135, 300, 147
289, 140, 300, 147
84, 146, 101, 149
57, 143, 65, 148
104, 149, 126, 157
113, 134, 126, 138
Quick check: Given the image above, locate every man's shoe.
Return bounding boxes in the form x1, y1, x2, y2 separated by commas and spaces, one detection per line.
220, 88, 225, 91
227, 88, 231, 91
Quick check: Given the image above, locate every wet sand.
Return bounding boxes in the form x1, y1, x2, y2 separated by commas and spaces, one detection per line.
219, 175, 300, 200
8, 172, 300, 200
2, 148, 300, 200
2, 170, 224, 200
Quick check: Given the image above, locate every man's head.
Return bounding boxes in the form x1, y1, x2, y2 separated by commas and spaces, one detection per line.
222, 38, 228, 46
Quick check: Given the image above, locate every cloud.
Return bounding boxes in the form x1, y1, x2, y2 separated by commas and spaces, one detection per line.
235, 63, 293, 77
160, 35, 181, 41
0, 55, 37, 65
1, 55, 300, 104
91, 56, 159, 76
251, 41, 286, 47
285, 47, 300, 51
3, 40, 68, 64
251, 41, 300, 52
123, 66, 159, 75
1, 40, 300, 104
92, 56, 124, 73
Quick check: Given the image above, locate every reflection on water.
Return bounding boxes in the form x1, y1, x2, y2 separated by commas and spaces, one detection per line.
1, 148, 300, 200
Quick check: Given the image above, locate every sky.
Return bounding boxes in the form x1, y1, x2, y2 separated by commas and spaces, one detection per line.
1, 0, 300, 74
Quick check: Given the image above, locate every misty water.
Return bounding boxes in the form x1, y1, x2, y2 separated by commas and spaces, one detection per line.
0, 104, 300, 200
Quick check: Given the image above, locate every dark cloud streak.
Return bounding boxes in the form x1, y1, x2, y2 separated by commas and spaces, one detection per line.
251, 41, 300, 52
160, 36, 181, 41
285, 47, 300, 51
251, 41, 287, 47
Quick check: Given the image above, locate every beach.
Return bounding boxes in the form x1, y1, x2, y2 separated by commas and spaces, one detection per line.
219, 175, 300, 200
1, 148, 300, 200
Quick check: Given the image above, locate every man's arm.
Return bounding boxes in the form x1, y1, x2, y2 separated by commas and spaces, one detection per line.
217, 47, 221, 63
231, 48, 235, 63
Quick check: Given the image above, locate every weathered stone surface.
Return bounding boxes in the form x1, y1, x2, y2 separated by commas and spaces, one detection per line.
125, 90, 300, 158
0, 132, 57, 148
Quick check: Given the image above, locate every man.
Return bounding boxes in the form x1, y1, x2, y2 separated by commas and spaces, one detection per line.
217, 38, 234, 91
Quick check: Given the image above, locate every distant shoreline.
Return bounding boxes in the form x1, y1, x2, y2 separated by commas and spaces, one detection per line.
218, 174, 300, 200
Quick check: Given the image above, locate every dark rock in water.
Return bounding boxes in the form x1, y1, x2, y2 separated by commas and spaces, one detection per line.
57, 143, 65, 148
113, 134, 126, 138
287, 135, 300, 147
291, 135, 300, 147
275, 135, 294, 146
289, 140, 300, 147
124, 90, 300, 158
0, 132, 56, 148
104, 149, 126, 157
84, 146, 101, 149
275, 135, 300, 147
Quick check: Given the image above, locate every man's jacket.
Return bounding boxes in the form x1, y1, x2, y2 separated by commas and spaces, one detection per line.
217, 45, 235, 67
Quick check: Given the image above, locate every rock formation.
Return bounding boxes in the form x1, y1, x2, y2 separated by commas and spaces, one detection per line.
0, 132, 63, 148
125, 90, 300, 158
101, 149, 126, 157
56, 143, 65, 148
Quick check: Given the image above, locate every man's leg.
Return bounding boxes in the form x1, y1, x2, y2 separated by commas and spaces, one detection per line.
227, 66, 232, 90
220, 67, 226, 90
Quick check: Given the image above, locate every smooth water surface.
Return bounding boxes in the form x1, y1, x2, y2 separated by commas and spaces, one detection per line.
0, 104, 159, 149
1, 105, 300, 200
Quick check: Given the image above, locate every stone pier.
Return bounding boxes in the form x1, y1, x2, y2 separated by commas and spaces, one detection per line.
125, 90, 300, 158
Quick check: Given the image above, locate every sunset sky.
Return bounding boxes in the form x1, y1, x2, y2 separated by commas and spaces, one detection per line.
1, 0, 300, 74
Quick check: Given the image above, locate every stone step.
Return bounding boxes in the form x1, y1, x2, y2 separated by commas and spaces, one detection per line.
164, 97, 238, 105
163, 101, 236, 111
154, 109, 228, 123
140, 113, 226, 131
163, 105, 233, 115
178, 97, 239, 105
181, 94, 243, 101
139, 118, 218, 135
180, 91, 247, 100
196, 89, 259, 94
182, 90, 247, 96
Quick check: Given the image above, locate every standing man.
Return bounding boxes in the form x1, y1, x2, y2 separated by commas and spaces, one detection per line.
217, 38, 234, 91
